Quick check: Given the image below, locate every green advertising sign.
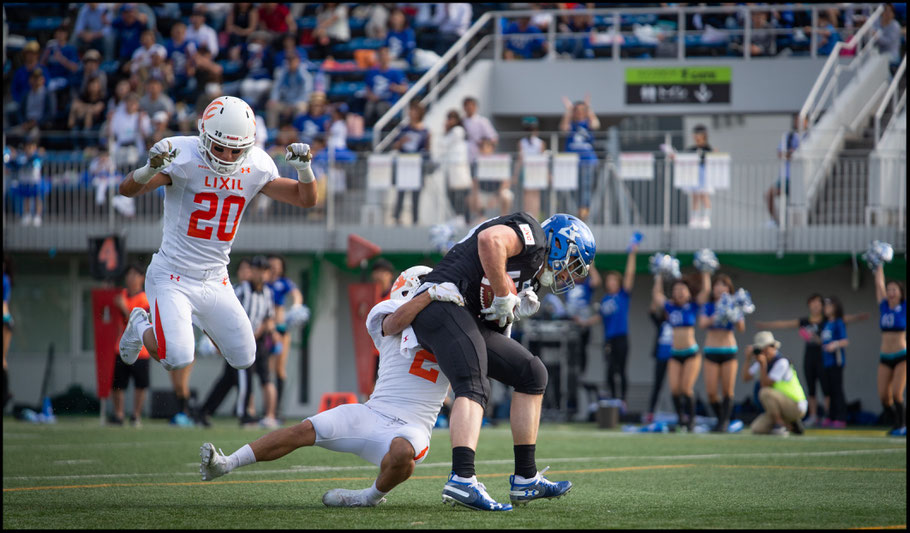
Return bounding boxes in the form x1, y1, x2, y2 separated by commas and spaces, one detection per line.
625, 67, 732, 85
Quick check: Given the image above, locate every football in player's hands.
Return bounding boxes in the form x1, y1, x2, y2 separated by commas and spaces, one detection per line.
482, 292, 522, 328
285, 143, 312, 168
148, 140, 179, 171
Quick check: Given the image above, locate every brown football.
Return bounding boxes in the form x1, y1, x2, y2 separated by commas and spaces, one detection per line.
480, 278, 518, 310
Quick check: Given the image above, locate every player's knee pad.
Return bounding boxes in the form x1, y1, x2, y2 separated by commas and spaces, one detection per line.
513, 356, 548, 395
221, 338, 257, 370
160, 345, 194, 371
450, 375, 490, 409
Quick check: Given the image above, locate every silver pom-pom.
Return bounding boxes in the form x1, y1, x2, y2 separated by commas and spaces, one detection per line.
430, 224, 456, 254
733, 288, 755, 315
286, 304, 311, 328
694, 248, 719, 274
862, 240, 894, 270
650, 253, 681, 279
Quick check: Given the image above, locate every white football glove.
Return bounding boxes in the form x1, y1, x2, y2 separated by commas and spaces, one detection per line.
134, 139, 179, 184
427, 283, 465, 306
286, 304, 311, 328
286, 143, 315, 183
481, 292, 522, 328
515, 288, 540, 320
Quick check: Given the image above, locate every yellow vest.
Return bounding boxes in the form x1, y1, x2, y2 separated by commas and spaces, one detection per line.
771, 360, 807, 404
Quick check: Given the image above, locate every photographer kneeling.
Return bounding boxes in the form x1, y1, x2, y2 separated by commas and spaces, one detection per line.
742, 331, 807, 436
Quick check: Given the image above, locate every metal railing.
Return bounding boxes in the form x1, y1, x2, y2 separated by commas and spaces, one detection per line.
874, 55, 907, 144
4, 144, 904, 254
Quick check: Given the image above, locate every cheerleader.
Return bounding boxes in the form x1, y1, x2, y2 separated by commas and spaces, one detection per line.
874, 264, 906, 436
698, 272, 745, 432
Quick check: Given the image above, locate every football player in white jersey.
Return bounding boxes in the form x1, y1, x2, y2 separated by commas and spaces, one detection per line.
117, 96, 317, 373
199, 267, 464, 507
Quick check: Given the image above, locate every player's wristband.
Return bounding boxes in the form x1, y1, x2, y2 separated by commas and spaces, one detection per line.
132, 163, 154, 184
296, 164, 315, 184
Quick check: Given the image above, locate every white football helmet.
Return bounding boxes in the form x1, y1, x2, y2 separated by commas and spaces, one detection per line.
390, 265, 432, 301
197, 96, 257, 175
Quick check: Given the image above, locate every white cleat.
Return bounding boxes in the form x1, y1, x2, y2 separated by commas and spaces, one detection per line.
322, 488, 386, 507
200, 442, 230, 481
119, 308, 149, 365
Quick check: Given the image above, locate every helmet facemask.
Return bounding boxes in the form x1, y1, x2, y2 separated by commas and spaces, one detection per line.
200, 133, 253, 175
542, 241, 590, 295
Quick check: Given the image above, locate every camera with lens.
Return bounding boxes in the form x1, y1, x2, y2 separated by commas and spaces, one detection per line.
752, 346, 763, 356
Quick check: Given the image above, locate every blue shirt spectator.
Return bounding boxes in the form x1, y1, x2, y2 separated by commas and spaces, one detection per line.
166, 23, 197, 79
600, 288, 630, 338
17, 69, 57, 129
111, 4, 147, 61
293, 96, 332, 144
12, 42, 50, 104
566, 119, 597, 161
366, 63, 407, 103
74, 3, 112, 50
270, 53, 314, 107
821, 318, 847, 367
504, 18, 546, 59
41, 27, 81, 91
386, 9, 417, 64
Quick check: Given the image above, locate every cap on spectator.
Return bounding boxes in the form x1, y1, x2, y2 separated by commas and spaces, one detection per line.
371, 258, 395, 273
310, 91, 327, 104
153, 111, 169, 124
83, 49, 102, 62
24, 41, 40, 53
522, 116, 539, 128
250, 255, 270, 269
753, 331, 781, 350
152, 46, 167, 59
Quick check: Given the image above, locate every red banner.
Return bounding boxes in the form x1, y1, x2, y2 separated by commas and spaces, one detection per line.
348, 283, 382, 397
92, 288, 125, 399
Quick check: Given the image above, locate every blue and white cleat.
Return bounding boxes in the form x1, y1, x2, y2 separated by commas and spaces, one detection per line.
442, 473, 512, 511
889, 426, 906, 437
509, 466, 572, 506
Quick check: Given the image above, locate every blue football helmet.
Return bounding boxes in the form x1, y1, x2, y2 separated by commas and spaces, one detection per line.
540, 214, 596, 294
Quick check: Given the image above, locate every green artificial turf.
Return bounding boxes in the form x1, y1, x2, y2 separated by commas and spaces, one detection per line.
3, 417, 906, 529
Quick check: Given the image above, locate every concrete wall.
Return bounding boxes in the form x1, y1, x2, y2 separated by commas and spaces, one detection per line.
5, 253, 899, 420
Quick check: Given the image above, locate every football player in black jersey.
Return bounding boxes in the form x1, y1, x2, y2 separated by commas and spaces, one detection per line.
411, 212, 596, 511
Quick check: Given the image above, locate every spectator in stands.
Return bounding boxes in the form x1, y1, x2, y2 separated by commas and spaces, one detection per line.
312, 3, 351, 60
386, 8, 417, 67
41, 26, 80, 93
257, 3, 297, 37
328, 103, 352, 154
106, 79, 131, 120
107, 94, 151, 167
515, 116, 547, 219
766, 113, 802, 226
558, 9, 595, 59
136, 45, 174, 89
73, 3, 113, 59
76, 49, 107, 100
392, 101, 430, 225
14, 138, 45, 227
293, 92, 332, 144
683, 124, 714, 229
148, 111, 173, 147
150, 3, 182, 37
266, 51, 314, 131
187, 6, 220, 60
432, 3, 472, 54
472, 137, 513, 219
442, 109, 472, 223
68, 76, 107, 148
747, 10, 775, 56
15, 69, 57, 136
11, 42, 49, 105
274, 33, 310, 67
139, 78, 175, 123
191, 47, 224, 102
112, 4, 147, 63
166, 22, 197, 102
560, 94, 599, 221
530, 3, 554, 32
875, 3, 903, 72
202, 3, 231, 32
504, 16, 548, 60
236, 32, 275, 110
362, 3, 391, 40
461, 96, 498, 164
364, 47, 409, 127
225, 3, 259, 57
128, 29, 167, 77
804, 11, 841, 56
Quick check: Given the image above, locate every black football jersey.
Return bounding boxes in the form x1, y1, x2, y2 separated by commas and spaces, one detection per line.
424, 212, 547, 317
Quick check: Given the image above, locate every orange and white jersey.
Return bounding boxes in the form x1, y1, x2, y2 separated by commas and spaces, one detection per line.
157, 136, 278, 272
364, 299, 450, 434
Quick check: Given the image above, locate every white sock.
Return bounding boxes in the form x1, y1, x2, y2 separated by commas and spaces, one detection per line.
227, 444, 257, 471
513, 472, 539, 484
451, 474, 477, 484
363, 480, 388, 504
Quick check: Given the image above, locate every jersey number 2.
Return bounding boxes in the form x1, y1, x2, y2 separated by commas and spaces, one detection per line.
187, 193, 246, 241
409, 350, 439, 383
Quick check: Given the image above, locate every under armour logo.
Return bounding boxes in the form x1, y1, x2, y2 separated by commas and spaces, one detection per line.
170, 274, 181, 282
222, 277, 229, 286
241, 167, 250, 174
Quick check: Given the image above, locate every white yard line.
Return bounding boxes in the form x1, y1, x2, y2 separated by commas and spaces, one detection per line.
4, 448, 904, 482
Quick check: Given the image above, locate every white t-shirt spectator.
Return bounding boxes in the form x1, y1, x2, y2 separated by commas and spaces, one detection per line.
520, 136, 545, 157
110, 108, 151, 157
442, 125, 471, 190
462, 113, 498, 163
186, 22, 219, 58
320, 4, 350, 42
131, 43, 168, 74
749, 355, 808, 416
329, 119, 348, 151
435, 3, 472, 36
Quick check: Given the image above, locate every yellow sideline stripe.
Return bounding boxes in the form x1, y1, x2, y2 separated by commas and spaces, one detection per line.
2, 464, 696, 493
712, 465, 906, 473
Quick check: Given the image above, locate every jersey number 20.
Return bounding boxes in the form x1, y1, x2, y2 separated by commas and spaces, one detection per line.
187, 193, 246, 241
